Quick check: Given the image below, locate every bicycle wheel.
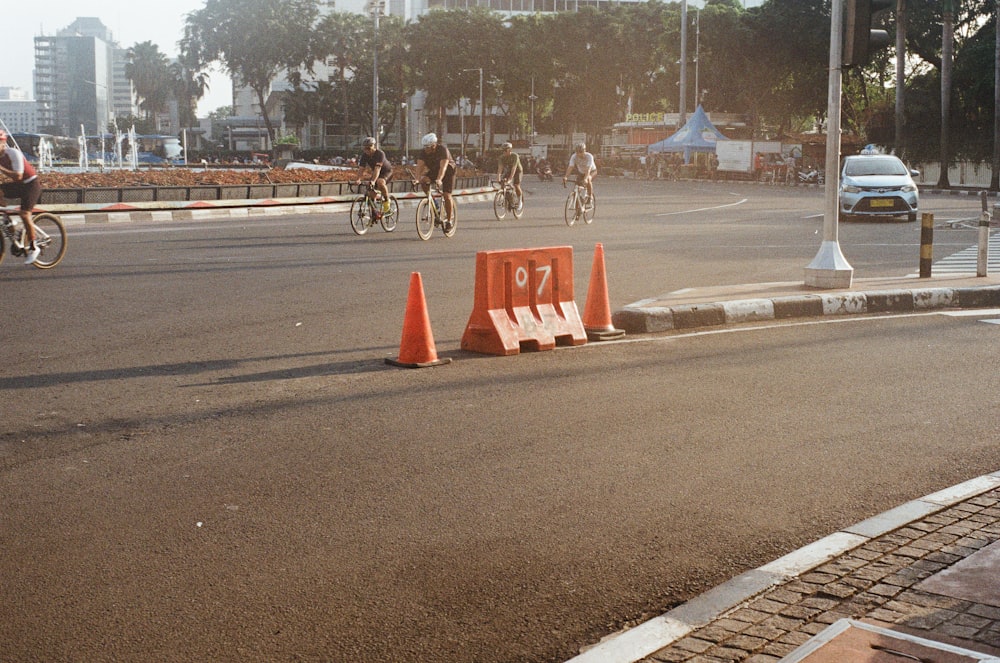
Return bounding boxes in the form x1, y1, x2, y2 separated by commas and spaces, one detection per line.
493, 190, 508, 220
380, 196, 399, 232
582, 193, 596, 225
350, 196, 371, 235
512, 192, 524, 219
442, 203, 457, 238
416, 199, 434, 240
30, 213, 67, 269
564, 191, 578, 226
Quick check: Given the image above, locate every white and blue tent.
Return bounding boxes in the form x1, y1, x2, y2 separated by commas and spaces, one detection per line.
647, 105, 729, 163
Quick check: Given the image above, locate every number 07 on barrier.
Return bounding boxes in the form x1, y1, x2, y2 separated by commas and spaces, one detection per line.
461, 246, 588, 356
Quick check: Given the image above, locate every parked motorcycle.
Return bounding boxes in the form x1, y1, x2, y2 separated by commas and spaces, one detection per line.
797, 168, 824, 185
537, 163, 553, 181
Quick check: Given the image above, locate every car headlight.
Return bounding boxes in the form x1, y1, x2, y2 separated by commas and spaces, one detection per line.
901, 184, 917, 192
842, 184, 862, 193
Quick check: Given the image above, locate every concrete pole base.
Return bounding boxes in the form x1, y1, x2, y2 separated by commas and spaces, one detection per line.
804, 240, 854, 289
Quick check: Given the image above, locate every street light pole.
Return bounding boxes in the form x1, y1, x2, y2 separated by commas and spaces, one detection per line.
804, 0, 853, 288
367, 0, 385, 141
679, 0, 688, 126
462, 68, 483, 156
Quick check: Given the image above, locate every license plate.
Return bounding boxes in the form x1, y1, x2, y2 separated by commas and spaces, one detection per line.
870, 199, 894, 208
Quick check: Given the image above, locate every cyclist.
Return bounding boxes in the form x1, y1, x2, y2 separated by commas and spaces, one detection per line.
497, 142, 523, 209
355, 137, 393, 214
414, 132, 456, 231
0, 129, 41, 264
562, 142, 596, 203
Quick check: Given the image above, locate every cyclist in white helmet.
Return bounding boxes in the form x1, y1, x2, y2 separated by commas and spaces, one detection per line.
563, 142, 597, 203
414, 132, 457, 231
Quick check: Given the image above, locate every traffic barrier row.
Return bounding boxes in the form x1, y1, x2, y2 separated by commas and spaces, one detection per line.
385, 244, 625, 367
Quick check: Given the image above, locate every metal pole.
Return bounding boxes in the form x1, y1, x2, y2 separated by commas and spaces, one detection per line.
372, 4, 380, 141
679, 0, 687, 127
461, 68, 484, 155
695, 9, 700, 107
529, 76, 537, 145
804, 0, 853, 288
978, 191, 990, 277
479, 68, 484, 156
920, 213, 934, 278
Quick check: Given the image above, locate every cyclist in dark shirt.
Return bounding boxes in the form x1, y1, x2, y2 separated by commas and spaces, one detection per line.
414, 132, 456, 231
355, 137, 394, 213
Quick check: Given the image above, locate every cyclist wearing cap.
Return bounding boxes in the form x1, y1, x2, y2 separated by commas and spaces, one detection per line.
497, 142, 523, 208
414, 132, 456, 230
563, 142, 597, 203
0, 130, 41, 265
356, 137, 394, 213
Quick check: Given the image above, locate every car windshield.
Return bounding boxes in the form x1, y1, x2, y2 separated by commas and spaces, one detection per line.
844, 158, 907, 177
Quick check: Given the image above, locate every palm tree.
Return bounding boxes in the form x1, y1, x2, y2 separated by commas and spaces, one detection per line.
126, 41, 173, 120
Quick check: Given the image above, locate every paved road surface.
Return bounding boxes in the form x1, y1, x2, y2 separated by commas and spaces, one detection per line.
3, 180, 999, 662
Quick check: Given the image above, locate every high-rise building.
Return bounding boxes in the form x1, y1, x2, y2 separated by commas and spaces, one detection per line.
33, 17, 136, 136
0, 88, 38, 134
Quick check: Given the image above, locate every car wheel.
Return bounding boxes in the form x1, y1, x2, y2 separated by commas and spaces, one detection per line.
907, 212, 917, 223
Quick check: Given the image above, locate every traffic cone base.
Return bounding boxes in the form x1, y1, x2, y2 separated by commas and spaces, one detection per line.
385, 272, 452, 369
583, 243, 625, 341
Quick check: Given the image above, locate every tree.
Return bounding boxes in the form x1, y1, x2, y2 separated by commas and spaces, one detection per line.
309, 11, 370, 149
182, 0, 320, 146
406, 8, 505, 145
126, 41, 173, 120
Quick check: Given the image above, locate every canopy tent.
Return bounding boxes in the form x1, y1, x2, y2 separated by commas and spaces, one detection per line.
647, 105, 729, 162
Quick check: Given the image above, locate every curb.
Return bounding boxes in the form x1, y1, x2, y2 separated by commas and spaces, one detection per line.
52, 187, 496, 227
612, 285, 1000, 333
567, 471, 1000, 663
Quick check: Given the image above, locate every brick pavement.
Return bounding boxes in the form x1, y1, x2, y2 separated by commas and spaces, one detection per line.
639, 488, 1000, 663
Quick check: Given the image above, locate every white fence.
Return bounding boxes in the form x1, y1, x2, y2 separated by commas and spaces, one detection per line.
913, 161, 995, 189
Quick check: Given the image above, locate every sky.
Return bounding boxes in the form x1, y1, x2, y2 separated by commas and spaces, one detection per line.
5, 1, 233, 116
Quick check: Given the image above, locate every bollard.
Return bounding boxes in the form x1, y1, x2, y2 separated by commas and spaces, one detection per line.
977, 191, 990, 277
919, 213, 934, 278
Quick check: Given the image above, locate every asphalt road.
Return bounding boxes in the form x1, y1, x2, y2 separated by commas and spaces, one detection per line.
2, 179, 999, 662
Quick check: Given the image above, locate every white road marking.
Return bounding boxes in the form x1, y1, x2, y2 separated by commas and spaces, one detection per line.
655, 198, 748, 217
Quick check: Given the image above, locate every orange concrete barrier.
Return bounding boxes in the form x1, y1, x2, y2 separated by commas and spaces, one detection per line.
461, 246, 587, 356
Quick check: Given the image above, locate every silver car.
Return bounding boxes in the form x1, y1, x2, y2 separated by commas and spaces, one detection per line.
839, 155, 919, 222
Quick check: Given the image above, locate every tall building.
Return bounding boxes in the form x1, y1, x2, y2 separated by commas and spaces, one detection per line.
33, 17, 136, 136
0, 87, 38, 134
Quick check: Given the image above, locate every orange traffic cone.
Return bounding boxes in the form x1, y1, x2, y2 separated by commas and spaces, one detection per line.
385, 272, 452, 368
583, 243, 625, 341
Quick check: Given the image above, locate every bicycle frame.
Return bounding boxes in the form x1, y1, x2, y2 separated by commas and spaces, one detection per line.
563, 179, 595, 227
349, 181, 398, 235
415, 183, 455, 240
492, 179, 523, 220
0, 207, 68, 269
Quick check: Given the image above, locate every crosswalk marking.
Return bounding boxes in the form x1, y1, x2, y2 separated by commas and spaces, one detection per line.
921, 231, 1000, 275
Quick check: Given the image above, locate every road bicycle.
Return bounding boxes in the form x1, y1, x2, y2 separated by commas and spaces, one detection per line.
0, 208, 67, 269
415, 183, 456, 240
563, 179, 595, 227
348, 181, 399, 235
492, 179, 523, 220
